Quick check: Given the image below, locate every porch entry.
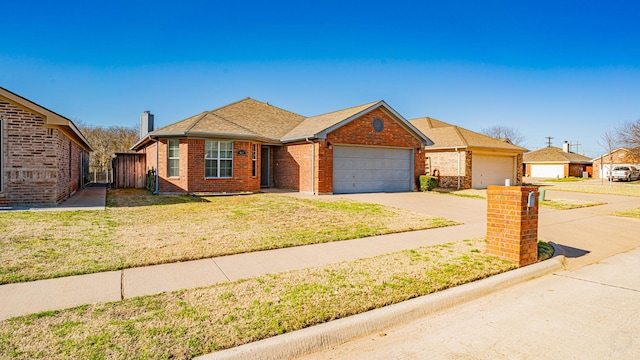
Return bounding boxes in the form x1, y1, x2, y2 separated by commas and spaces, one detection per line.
260, 146, 270, 187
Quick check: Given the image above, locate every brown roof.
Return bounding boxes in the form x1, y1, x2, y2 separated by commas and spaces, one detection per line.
524, 147, 593, 163
409, 117, 527, 153
133, 98, 430, 150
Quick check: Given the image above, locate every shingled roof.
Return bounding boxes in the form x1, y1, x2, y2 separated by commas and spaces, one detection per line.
132, 98, 430, 150
409, 117, 527, 152
524, 147, 592, 163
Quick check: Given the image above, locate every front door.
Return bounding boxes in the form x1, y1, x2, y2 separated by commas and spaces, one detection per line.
260, 146, 270, 187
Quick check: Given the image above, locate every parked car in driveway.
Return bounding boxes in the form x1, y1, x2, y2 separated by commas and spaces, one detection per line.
609, 166, 640, 181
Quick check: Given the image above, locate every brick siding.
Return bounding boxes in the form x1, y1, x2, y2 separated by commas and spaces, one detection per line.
0, 99, 83, 205
147, 138, 259, 194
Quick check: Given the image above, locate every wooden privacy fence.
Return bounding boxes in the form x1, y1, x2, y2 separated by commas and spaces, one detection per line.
112, 153, 147, 189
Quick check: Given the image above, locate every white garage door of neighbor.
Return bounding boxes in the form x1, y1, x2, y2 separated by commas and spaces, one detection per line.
530, 164, 565, 178
472, 155, 514, 188
333, 146, 413, 194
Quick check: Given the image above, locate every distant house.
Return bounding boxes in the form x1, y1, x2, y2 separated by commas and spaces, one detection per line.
409, 117, 527, 189
131, 98, 431, 194
0, 87, 93, 205
523, 142, 592, 178
591, 148, 640, 179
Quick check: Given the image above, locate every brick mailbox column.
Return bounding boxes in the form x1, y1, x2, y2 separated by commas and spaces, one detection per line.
486, 186, 539, 267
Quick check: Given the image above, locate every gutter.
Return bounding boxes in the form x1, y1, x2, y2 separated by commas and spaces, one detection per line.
305, 138, 315, 194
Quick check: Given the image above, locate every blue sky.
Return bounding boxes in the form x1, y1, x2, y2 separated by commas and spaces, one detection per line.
2, 0, 639, 157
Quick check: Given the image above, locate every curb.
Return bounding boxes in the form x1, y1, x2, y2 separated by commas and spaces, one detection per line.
196, 256, 565, 360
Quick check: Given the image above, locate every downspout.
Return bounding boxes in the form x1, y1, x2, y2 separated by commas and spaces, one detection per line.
305, 137, 315, 194
151, 138, 159, 194
455, 147, 461, 189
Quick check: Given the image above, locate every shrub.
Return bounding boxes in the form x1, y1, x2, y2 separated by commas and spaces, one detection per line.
419, 175, 439, 192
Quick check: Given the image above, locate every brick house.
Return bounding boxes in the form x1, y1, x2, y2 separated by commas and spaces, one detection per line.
131, 98, 431, 194
591, 148, 640, 179
0, 87, 93, 205
409, 117, 527, 189
523, 142, 592, 178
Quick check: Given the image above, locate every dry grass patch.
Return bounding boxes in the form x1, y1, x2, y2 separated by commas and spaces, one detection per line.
539, 199, 607, 210
542, 184, 640, 197
0, 190, 457, 284
0, 239, 515, 359
611, 208, 640, 218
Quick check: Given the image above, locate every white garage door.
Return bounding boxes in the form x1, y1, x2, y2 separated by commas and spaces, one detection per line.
333, 146, 413, 194
472, 155, 515, 188
530, 164, 564, 178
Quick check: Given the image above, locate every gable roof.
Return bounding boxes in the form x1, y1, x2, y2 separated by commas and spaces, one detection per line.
0, 87, 93, 152
132, 98, 431, 150
524, 147, 592, 164
409, 117, 527, 153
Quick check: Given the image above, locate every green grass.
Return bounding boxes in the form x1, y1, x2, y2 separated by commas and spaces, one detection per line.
449, 193, 486, 199
0, 190, 458, 284
0, 239, 515, 359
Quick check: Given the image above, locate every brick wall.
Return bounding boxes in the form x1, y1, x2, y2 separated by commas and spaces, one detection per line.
55, 134, 83, 203
149, 138, 259, 193
0, 99, 67, 205
486, 186, 539, 267
273, 142, 312, 191
425, 150, 472, 189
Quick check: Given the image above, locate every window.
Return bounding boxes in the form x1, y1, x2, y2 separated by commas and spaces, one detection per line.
252, 144, 258, 177
168, 139, 180, 177
205, 141, 233, 178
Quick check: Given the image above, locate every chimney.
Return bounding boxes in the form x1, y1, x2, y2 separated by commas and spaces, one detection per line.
563, 141, 570, 153
140, 111, 154, 139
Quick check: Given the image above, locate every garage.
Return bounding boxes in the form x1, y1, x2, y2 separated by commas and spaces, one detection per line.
333, 146, 413, 194
530, 164, 564, 178
472, 155, 515, 188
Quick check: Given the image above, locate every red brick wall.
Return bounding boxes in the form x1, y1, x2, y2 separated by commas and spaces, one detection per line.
273, 142, 312, 191
144, 138, 259, 193
425, 150, 472, 189
0, 99, 83, 205
486, 186, 539, 267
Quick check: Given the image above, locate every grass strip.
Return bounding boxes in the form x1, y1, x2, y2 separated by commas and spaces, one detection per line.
538, 199, 607, 210
610, 208, 640, 218
0, 239, 515, 359
0, 191, 457, 284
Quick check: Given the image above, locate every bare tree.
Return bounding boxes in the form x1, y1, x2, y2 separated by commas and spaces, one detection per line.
599, 127, 619, 186
78, 123, 139, 172
617, 118, 640, 157
480, 125, 526, 146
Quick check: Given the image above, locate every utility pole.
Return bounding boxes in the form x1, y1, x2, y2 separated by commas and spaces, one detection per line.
545, 136, 554, 147
571, 141, 581, 154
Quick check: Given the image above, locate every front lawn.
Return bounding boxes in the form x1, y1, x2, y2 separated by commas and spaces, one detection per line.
0, 190, 457, 284
611, 208, 640, 218
539, 199, 607, 210
541, 177, 586, 183
0, 239, 515, 359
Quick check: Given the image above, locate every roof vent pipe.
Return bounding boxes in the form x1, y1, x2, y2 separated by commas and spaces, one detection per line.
140, 111, 154, 139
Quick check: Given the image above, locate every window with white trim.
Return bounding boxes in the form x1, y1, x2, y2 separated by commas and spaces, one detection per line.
168, 139, 180, 177
252, 144, 258, 177
205, 141, 233, 178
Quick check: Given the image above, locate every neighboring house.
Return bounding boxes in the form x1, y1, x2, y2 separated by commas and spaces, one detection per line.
592, 148, 640, 179
131, 98, 431, 194
523, 142, 592, 178
0, 87, 93, 205
408, 117, 527, 189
